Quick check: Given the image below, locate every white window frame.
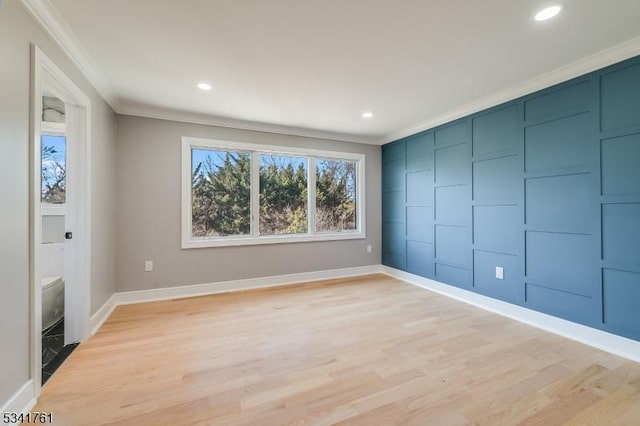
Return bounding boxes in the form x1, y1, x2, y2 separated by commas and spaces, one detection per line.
41, 121, 67, 216
182, 137, 366, 248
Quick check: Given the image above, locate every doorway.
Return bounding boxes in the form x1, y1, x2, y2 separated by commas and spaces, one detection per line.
30, 46, 91, 395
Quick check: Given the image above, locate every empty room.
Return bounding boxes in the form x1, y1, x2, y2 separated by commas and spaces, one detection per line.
2, 0, 640, 424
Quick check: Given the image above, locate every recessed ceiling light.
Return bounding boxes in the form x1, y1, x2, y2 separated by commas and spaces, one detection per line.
535, 5, 563, 21
197, 82, 212, 91
361, 112, 374, 119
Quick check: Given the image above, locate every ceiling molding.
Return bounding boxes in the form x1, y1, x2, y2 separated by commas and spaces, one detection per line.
18, 0, 379, 145
380, 35, 640, 144
117, 103, 379, 145
19, 0, 640, 147
19, 0, 116, 108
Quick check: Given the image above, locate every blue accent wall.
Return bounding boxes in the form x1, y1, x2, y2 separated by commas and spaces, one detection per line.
381, 55, 640, 341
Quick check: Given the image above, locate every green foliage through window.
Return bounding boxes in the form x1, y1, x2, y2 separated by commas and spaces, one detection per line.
191, 149, 251, 237
189, 144, 361, 241
259, 155, 308, 235
316, 159, 357, 232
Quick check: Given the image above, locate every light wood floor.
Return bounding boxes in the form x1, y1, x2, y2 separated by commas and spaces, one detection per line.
36, 274, 640, 425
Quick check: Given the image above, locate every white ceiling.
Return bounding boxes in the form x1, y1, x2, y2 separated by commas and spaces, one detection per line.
41, 0, 640, 144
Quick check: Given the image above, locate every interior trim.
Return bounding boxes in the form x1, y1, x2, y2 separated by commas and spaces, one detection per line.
17, 0, 377, 145
19, 2, 640, 147
381, 265, 640, 363
116, 108, 377, 145
91, 263, 640, 363
0, 380, 36, 418
18, 0, 114, 106
380, 35, 640, 144
89, 265, 381, 335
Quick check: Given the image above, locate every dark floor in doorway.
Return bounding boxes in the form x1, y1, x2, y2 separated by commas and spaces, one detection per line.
42, 319, 65, 366
42, 342, 79, 385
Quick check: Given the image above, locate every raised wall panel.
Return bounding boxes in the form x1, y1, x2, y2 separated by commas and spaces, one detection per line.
526, 231, 592, 297
435, 225, 468, 267
382, 252, 405, 269
435, 143, 469, 185
435, 263, 469, 288
473, 205, 519, 255
525, 113, 590, 172
525, 80, 590, 121
382, 158, 405, 191
382, 55, 640, 342
382, 190, 404, 222
603, 269, 640, 339
526, 284, 593, 324
435, 185, 469, 225
406, 133, 432, 170
472, 105, 520, 157
407, 241, 434, 278
382, 142, 405, 162
602, 203, 640, 265
601, 63, 640, 131
525, 174, 591, 231
473, 155, 519, 202
435, 122, 468, 147
382, 223, 405, 256
601, 133, 640, 195
474, 250, 521, 302
406, 170, 432, 204
407, 206, 433, 242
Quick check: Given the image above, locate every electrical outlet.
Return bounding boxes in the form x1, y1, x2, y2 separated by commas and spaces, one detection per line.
366, 245, 372, 253
495, 266, 504, 280
145, 260, 153, 272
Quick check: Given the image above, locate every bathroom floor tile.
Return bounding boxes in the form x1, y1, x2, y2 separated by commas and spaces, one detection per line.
42, 343, 78, 385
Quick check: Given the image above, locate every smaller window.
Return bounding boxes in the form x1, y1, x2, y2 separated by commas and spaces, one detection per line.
259, 154, 308, 235
191, 148, 251, 238
41, 134, 67, 204
315, 158, 357, 233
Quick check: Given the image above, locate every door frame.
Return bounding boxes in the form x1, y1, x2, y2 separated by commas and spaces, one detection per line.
30, 45, 92, 396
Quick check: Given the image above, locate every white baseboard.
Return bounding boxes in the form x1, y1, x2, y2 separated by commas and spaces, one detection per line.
0, 380, 36, 421
381, 266, 640, 363
90, 265, 382, 335
89, 263, 640, 362
89, 293, 117, 336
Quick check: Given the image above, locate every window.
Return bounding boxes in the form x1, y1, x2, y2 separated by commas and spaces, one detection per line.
259, 154, 308, 235
182, 138, 365, 248
41, 133, 67, 205
191, 148, 251, 237
316, 158, 357, 233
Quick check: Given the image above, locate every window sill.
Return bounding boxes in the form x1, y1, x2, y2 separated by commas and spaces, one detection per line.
182, 231, 366, 249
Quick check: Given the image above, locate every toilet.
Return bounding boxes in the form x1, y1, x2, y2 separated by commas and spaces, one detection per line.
41, 243, 65, 331
42, 275, 65, 330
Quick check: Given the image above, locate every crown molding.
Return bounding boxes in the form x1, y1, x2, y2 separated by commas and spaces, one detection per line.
18, 0, 378, 145
18, 0, 117, 108
381, 35, 640, 144
117, 102, 379, 145
18, 0, 380, 145
19, 0, 640, 147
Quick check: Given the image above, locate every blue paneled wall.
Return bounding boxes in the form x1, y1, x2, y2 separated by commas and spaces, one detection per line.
381, 55, 640, 341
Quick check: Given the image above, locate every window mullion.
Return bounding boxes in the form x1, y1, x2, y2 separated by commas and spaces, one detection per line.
308, 157, 316, 235
251, 151, 260, 237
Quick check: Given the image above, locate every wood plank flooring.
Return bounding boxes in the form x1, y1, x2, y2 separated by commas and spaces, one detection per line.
35, 274, 640, 425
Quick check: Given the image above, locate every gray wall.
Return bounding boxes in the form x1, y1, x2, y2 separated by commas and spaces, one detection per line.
0, 0, 117, 405
115, 115, 381, 292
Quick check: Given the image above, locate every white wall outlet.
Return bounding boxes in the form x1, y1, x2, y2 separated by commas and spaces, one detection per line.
495, 266, 504, 280
145, 260, 153, 272
366, 245, 372, 253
